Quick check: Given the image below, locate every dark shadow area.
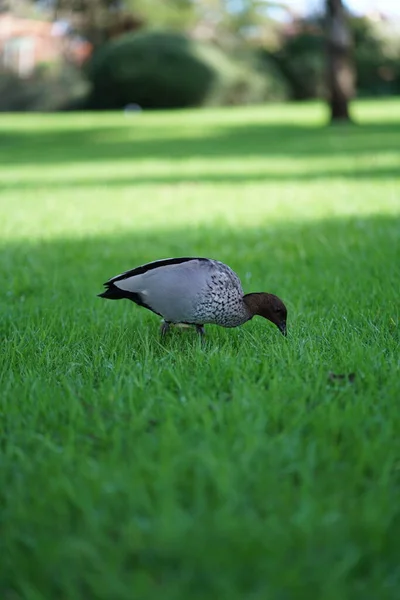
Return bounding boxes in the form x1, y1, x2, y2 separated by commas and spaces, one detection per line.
0, 120, 399, 168
1, 163, 399, 192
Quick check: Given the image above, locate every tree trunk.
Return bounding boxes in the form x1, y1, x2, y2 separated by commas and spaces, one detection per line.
325, 0, 354, 122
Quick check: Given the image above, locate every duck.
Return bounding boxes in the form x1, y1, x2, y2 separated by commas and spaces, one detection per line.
98, 257, 287, 338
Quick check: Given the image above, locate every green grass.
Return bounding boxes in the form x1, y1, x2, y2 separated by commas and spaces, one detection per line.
1, 99, 399, 600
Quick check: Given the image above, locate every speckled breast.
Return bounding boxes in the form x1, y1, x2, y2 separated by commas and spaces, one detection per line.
193, 280, 251, 327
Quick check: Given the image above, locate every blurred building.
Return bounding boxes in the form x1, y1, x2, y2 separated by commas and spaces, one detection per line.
0, 13, 92, 77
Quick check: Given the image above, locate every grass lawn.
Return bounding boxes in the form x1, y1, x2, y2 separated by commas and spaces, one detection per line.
0, 99, 399, 600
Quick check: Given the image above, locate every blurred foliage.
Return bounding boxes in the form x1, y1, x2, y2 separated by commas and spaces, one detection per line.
266, 29, 325, 100
0, 62, 89, 111
267, 16, 400, 100
87, 31, 220, 109
131, 0, 198, 31
1, 0, 399, 111
86, 30, 289, 110
351, 17, 400, 96
131, 0, 281, 45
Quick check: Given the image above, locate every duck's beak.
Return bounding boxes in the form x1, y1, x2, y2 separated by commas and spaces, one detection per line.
278, 321, 287, 336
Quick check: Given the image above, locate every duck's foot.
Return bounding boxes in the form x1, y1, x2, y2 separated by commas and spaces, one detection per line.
160, 321, 205, 340
160, 320, 171, 338
196, 325, 205, 338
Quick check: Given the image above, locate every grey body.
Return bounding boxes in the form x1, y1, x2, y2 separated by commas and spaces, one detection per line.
106, 258, 251, 327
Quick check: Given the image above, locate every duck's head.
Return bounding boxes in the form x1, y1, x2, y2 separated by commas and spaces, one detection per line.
244, 292, 287, 336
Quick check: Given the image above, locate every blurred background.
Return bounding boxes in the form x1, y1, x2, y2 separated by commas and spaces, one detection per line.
0, 0, 399, 116
1, 5, 399, 596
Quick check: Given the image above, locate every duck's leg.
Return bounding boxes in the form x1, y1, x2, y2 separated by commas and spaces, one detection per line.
160, 320, 171, 338
196, 325, 205, 338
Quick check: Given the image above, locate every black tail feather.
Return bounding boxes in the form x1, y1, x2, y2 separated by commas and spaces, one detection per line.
97, 283, 162, 316
97, 284, 126, 300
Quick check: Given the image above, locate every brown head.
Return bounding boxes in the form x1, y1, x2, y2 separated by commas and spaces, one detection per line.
243, 293, 287, 336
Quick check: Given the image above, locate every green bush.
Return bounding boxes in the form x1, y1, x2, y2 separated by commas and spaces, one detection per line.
0, 70, 42, 111
0, 63, 89, 112
225, 50, 289, 105
266, 32, 325, 100
268, 17, 400, 100
87, 30, 289, 109
351, 17, 400, 96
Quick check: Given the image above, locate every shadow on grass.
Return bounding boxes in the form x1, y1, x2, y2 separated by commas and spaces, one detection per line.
1, 164, 399, 192
1, 120, 400, 169
1, 213, 399, 337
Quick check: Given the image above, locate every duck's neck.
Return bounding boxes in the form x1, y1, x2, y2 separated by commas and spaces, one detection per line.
243, 293, 265, 317
238, 296, 255, 323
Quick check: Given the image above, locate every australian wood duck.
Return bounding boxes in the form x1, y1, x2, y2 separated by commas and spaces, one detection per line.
98, 257, 287, 337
